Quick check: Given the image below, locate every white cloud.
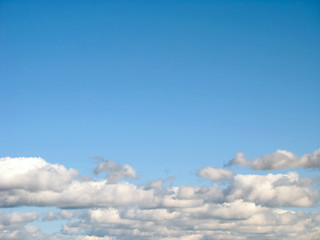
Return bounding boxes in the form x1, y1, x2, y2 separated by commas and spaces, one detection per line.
202, 200, 266, 220
43, 210, 75, 221
94, 159, 137, 183
0, 157, 318, 209
0, 225, 40, 240
0, 153, 319, 240
0, 212, 41, 227
227, 148, 320, 170
0, 181, 156, 208
60, 203, 320, 240
226, 172, 319, 207
2, 206, 320, 240
197, 167, 234, 181
0, 212, 42, 240
78, 237, 112, 240
0, 157, 78, 192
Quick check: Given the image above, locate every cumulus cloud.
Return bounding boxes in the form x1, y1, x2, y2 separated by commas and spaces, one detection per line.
226, 148, 320, 170
226, 172, 319, 207
0, 157, 318, 209
0, 211, 42, 240
0, 181, 156, 208
43, 210, 75, 221
60, 203, 320, 240
2, 207, 320, 240
197, 167, 234, 181
0, 157, 78, 192
94, 159, 137, 183
0, 152, 319, 240
0, 212, 41, 227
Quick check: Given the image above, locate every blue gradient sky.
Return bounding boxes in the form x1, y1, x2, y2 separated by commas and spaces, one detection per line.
1, 0, 320, 184
1, 1, 320, 239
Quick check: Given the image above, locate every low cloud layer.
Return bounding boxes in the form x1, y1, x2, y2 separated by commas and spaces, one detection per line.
227, 148, 320, 170
0, 149, 319, 240
0, 212, 42, 240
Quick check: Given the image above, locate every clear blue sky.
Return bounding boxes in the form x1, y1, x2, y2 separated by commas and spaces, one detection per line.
1, 0, 319, 183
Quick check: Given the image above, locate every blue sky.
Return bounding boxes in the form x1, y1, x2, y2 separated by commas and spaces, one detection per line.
0, 1, 320, 239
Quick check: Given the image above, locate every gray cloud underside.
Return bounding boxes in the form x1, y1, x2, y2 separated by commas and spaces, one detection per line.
0, 152, 319, 240
227, 148, 320, 170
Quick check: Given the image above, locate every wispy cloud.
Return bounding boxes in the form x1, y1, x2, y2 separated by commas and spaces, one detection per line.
226, 148, 320, 170
93, 159, 138, 183
42, 210, 75, 221
197, 167, 234, 181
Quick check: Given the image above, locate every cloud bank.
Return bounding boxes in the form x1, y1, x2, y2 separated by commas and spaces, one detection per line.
0, 149, 319, 240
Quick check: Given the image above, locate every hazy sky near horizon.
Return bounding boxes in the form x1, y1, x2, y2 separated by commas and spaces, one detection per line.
1, 0, 320, 239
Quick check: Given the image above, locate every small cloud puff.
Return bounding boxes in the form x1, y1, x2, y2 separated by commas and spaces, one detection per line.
227, 148, 320, 170
197, 167, 234, 181
94, 159, 137, 183
43, 210, 74, 221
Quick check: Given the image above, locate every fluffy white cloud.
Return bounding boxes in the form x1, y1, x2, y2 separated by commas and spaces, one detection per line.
226, 172, 319, 207
0, 181, 156, 208
43, 210, 75, 221
0, 225, 40, 240
0, 157, 78, 192
60, 203, 320, 240
227, 148, 320, 170
0, 212, 41, 227
2, 206, 320, 240
94, 159, 137, 183
197, 167, 234, 181
78, 237, 112, 240
0, 157, 318, 209
0, 153, 319, 240
0, 212, 42, 240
